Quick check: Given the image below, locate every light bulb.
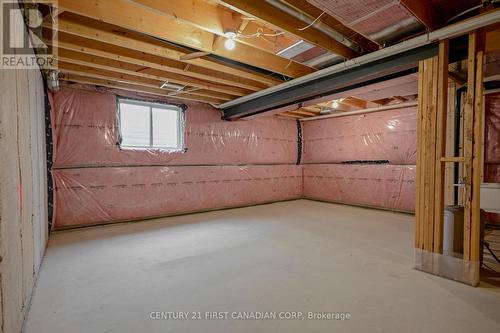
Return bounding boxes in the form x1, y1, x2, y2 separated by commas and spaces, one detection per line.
224, 38, 236, 50
331, 100, 339, 109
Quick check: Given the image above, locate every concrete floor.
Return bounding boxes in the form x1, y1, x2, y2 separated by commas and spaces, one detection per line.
24, 200, 500, 333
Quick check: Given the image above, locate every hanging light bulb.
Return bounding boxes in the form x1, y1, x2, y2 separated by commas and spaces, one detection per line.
331, 100, 339, 109
224, 38, 236, 50
224, 30, 237, 50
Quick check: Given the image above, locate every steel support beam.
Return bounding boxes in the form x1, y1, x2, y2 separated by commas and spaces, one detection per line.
222, 43, 438, 119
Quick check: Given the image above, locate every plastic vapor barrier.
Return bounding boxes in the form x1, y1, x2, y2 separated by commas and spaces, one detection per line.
49, 86, 421, 228
485, 92, 500, 183
49, 87, 297, 168
49, 87, 300, 228
301, 107, 417, 212
302, 107, 417, 164
303, 164, 416, 212
53, 165, 302, 228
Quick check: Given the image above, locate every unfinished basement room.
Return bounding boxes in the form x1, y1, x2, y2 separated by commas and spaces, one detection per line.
2, 0, 500, 332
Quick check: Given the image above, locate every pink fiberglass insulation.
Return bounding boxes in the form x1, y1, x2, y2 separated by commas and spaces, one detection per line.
303, 164, 416, 212
53, 165, 302, 228
485, 93, 500, 183
49, 87, 297, 168
49, 86, 300, 228
302, 107, 417, 164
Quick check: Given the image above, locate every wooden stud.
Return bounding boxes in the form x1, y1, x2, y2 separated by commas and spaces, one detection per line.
433, 40, 449, 254
470, 37, 485, 263
463, 31, 476, 261
440, 157, 467, 163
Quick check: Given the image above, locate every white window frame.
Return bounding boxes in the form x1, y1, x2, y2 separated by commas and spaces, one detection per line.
117, 98, 185, 151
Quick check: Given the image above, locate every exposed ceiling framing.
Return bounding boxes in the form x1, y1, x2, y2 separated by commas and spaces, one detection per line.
35, 0, 496, 113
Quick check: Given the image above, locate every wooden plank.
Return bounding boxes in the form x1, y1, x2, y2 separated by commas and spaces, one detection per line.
470, 40, 485, 263
47, 17, 278, 89
57, 0, 315, 78
279, 112, 303, 119
425, 56, 438, 252
54, 46, 250, 97
463, 31, 476, 261
57, 61, 234, 102
400, 0, 441, 31
440, 157, 467, 163
54, 15, 281, 87
444, 82, 456, 206
415, 60, 424, 249
433, 40, 449, 254
289, 109, 316, 116
59, 74, 226, 105
134, 0, 295, 54
214, 0, 357, 58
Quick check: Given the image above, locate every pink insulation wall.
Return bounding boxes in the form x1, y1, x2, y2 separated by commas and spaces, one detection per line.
302, 107, 417, 164
303, 164, 416, 212
49, 87, 301, 229
302, 107, 418, 212
484, 92, 500, 224
49, 87, 422, 229
485, 92, 500, 183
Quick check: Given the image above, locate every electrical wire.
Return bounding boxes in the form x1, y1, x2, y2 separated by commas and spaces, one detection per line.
297, 11, 325, 31
235, 10, 325, 40
236, 27, 285, 39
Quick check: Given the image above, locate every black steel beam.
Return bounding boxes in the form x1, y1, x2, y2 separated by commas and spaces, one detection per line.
223, 43, 439, 120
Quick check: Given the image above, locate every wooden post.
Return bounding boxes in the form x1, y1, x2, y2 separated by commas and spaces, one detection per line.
463, 32, 476, 262
470, 36, 484, 263
433, 40, 449, 254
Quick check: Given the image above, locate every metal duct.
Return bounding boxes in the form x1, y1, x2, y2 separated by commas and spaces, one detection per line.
265, 0, 363, 53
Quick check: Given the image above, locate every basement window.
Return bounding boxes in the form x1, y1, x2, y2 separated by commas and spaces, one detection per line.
117, 98, 184, 151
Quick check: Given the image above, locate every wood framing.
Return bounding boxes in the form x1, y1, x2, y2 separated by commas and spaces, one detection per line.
415, 44, 447, 253
433, 40, 449, 253
51, 15, 282, 87
415, 31, 485, 286
215, 0, 357, 59
60, 74, 226, 105
56, 0, 315, 78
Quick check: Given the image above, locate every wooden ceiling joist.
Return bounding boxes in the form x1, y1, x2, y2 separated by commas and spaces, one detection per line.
48, 16, 279, 90
134, 0, 300, 55
214, 0, 357, 59
60, 74, 225, 104
56, 0, 314, 78
55, 49, 247, 98
50, 39, 253, 97
57, 62, 233, 102
280, 0, 380, 52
